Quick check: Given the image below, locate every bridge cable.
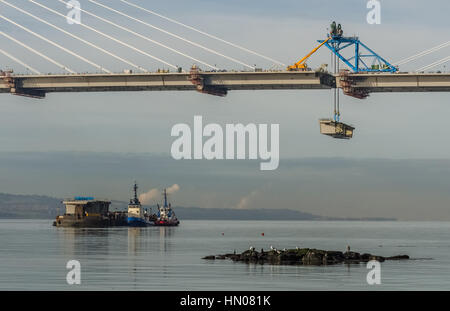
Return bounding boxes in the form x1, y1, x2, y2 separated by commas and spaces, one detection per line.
86, 0, 255, 70
0, 48, 41, 74
394, 41, 450, 66
0, 30, 75, 73
56, 0, 218, 71
416, 55, 450, 72
0, 15, 111, 73
120, 0, 286, 67
29, 0, 178, 70
1, 0, 149, 73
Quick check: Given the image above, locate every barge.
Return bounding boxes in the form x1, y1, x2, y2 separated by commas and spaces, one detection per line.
53, 197, 127, 227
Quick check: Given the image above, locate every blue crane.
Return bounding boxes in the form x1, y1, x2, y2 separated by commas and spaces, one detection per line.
319, 22, 397, 73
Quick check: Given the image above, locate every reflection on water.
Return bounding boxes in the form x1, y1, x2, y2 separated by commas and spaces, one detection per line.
52, 226, 180, 290
128, 227, 141, 255
127, 226, 176, 253
57, 228, 112, 257
57, 226, 177, 256
127, 228, 141, 287
1, 220, 450, 290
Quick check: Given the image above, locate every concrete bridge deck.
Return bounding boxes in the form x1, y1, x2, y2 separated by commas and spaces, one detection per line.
0, 71, 332, 95
1, 71, 450, 98
338, 73, 450, 93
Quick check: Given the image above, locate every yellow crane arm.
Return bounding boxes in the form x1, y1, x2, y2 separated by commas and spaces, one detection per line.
287, 37, 331, 71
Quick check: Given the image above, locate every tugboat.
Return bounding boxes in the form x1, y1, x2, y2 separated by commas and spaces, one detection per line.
154, 188, 180, 226
127, 182, 154, 227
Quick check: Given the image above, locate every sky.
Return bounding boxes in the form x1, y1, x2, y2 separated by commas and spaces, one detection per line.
1, 0, 450, 220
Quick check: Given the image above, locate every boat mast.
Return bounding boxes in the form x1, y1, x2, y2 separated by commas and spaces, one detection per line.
132, 181, 140, 205
163, 188, 168, 207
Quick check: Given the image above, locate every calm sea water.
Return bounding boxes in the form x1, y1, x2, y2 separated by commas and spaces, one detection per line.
0, 219, 449, 290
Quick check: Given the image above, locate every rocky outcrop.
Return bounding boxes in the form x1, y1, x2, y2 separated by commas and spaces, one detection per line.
203, 248, 410, 266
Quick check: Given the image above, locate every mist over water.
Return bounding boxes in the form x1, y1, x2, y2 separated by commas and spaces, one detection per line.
1, 219, 449, 290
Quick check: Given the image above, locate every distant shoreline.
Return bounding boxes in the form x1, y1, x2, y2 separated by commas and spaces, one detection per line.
0, 217, 397, 221
0, 193, 397, 221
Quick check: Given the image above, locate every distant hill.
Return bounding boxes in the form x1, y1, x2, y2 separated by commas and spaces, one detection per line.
143, 206, 395, 221
0, 193, 396, 221
0, 193, 61, 219
172, 206, 323, 220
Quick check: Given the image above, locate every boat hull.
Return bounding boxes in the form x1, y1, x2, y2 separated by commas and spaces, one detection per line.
153, 220, 180, 227
53, 213, 128, 228
127, 217, 154, 227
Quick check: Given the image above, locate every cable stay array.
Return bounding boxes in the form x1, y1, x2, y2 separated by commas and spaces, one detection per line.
0, 0, 283, 74
28, 0, 179, 70
56, 0, 218, 71
394, 41, 450, 66
2, 0, 149, 73
0, 30, 76, 73
392, 39, 450, 72
119, 0, 286, 67
85, 0, 255, 70
0, 48, 41, 74
0, 0, 447, 76
417, 55, 450, 72
1, 14, 111, 73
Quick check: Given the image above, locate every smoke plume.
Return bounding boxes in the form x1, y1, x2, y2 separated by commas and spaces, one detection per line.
139, 184, 180, 204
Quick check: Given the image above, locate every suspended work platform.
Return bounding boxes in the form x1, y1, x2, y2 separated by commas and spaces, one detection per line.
319, 119, 355, 139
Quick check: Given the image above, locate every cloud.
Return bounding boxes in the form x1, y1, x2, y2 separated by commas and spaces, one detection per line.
234, 190, 260, 209
139, 184, 180, 204
139, 188, 159, 205
166, 184, 180, 194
